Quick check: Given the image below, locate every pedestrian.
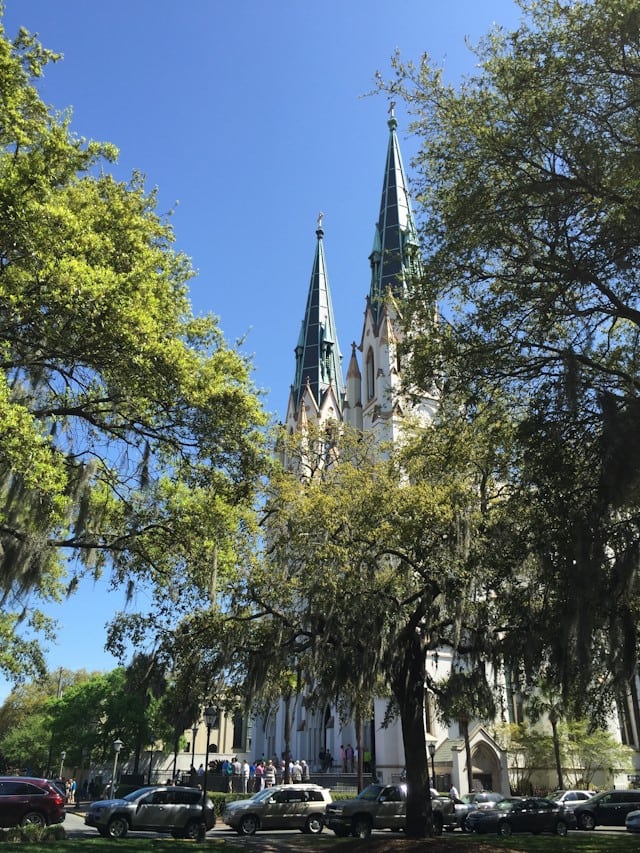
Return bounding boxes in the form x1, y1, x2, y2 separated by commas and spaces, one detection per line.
450, 784, 460, 801
340, 745, 346, 771
241, 759, 250, 793
300, 759, 310, 782
264, 759, 276, 787
345, 744, 354, 772
291, 760, 303, 783
255, 760, 264, 791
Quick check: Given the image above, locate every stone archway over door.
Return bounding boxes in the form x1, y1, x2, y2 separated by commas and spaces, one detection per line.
471, 742, 501, 792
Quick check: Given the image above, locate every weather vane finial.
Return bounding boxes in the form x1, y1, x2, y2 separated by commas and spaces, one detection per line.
389, 100, 396, 117
317, 211, 324, 230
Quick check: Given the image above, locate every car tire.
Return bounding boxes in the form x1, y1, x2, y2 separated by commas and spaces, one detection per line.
303, 814, 324, 834
239, 814, 259, 835
462, 815, 473, 833
579, 812, 596, 831
20, 811, 46, 827
107, 816, 129, 839
497, 820, 512, 837
352, 816, 372, 838
555, 819, 568, 837
184, 819, 205, 840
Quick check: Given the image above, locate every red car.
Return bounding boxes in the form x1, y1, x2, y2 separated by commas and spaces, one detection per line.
0, 777, 66, 827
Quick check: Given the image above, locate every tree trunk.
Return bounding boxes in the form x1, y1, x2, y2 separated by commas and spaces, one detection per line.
283, 692, 292, 784
355, 705, 364, 793
461, 717, 473, 791
392, 630, 434, 839
550, 711, 564, 789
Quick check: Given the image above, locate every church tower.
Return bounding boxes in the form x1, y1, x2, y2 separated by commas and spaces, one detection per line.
344, 103, 436, 443
285, 214, 345, 436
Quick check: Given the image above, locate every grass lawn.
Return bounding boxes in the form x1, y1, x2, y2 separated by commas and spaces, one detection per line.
0, 832, 640, 852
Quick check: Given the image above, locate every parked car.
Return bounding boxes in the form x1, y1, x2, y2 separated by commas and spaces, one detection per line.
626, 809, 640, 833
467, 796, 576, 837
574, 789, 640, 830
324, 782, 456, 838
0, 777, 66, 828
454, 791, 505, 831
222, 784, 331, 835
549, 789, 594, 808
84, 785, 215, 839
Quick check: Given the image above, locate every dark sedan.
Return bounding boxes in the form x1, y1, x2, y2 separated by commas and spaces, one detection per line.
467, 796, 576, 837
454, 791, 505, 831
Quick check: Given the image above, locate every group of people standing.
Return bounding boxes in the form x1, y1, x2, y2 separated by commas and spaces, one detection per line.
218, 756, 311, 793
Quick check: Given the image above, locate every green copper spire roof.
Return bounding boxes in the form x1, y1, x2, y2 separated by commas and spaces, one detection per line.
368, 103, 421, 326
292, 215, 345, 414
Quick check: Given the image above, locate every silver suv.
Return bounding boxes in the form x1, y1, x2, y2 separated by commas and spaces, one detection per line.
84, 785, 215, 839
223, 784, 332, 835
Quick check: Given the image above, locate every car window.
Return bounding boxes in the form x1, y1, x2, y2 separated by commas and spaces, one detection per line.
308, 790, 325, 802
175, 790, 201, 805
382, 787, 403, 802
284, 790, 307, 803
357, 784, 385, 801
0, 781, 22, 795
147, 791, 168, 804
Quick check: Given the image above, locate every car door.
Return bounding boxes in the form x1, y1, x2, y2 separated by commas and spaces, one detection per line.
133, 790, 174, 832
530, 798, 557, 833
260, 789, 294, 830
282, 788, 309, 829
507, 798, 535, 833
595, 792, 626, 826
0, 781, 24, 828
374, 785, 405, 830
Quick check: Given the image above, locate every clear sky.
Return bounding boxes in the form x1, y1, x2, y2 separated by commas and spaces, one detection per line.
0, 0, 521, 699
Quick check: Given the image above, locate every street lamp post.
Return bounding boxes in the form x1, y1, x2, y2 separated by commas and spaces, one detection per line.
59, 750, 66, 780
147, 735, 156, 786
191, 724, 199, 776
197, 706, 216, 842
111, 738, 124, 798
428, 742, 436, 791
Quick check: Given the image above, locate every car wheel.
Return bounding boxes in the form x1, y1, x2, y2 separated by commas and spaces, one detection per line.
239, 814, 259, 836
555, 819, 568, 837
462, 815, 473, 833
497, 820, 512, 838
579, 812, 596, 831
107, 816, 129, 839
352, 816, 372, 838
184, 819, 205, 840
20, 811, 46, 827
304, 814, 324, 834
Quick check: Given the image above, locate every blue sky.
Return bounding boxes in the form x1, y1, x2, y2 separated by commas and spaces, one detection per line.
0, 0, 521, 699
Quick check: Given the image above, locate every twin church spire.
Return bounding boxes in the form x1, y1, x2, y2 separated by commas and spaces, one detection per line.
287, 106, 421, 433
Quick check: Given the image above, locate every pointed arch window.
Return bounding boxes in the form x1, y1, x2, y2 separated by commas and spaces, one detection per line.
366, 349, 375, 401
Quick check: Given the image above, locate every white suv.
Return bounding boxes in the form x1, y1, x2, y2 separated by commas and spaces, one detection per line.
85, 785, 215, 839
223, 784, 331, 835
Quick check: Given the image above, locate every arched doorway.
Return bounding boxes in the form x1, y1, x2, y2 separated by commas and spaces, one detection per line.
471, 742, 501, 792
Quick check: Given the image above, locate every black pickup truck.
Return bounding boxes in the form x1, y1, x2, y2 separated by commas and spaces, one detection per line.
324, 782, 456, 838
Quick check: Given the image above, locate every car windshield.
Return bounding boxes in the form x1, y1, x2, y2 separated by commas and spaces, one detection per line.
495, 799, 516, 812
122, 787, 156, 802
251, 788, 279, 803
357, 784, 386, 801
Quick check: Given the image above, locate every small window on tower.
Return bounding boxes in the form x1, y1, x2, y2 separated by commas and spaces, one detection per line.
366, 349, 375, 401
